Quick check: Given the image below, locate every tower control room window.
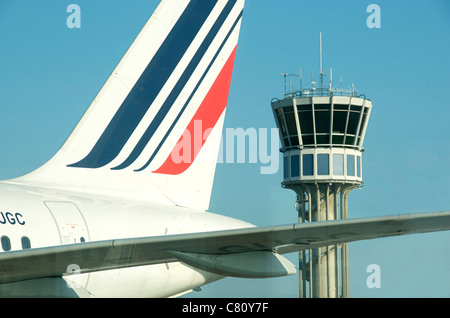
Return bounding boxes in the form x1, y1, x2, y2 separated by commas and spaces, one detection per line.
314, 104, 331, 145
314, 104, 331, 134
333, 154, 344, 175
357, 156, 361, 178
332, 105, 347, 145
291, 155, 300, 178
283, 157, 289, 179
275, 108, 289, 147
283, 107, 299, 146
356, 108, 370, 146
347, 155, 355, 176
297, 105, 313, 132
303, 154, 314, 176
317, 154, 329, 175
333, 109, 347, 134
297, 104, 314, 145
347, 111, 360, 135
284, 156, 289, 179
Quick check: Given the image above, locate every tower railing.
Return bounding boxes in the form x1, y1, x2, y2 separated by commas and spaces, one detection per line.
283, 86, 362, 99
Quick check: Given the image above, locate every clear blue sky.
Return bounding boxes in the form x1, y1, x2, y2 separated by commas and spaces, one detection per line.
0, 0, 449, 297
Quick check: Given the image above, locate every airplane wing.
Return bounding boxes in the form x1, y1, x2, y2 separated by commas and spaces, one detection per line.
0, 211, 449, 284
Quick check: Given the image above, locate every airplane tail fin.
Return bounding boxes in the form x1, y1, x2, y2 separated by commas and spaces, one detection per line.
12, 0, 245, 210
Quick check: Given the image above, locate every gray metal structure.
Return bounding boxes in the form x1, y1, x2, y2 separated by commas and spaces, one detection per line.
271, 65, 372, 297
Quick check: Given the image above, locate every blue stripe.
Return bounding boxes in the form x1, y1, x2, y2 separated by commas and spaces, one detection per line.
135, 12, 243, 172
112, 0, 238, 171
68, 0, 218, 169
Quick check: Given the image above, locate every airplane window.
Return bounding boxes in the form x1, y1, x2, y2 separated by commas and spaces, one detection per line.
80, 237, 85, 243
1, 236, 11, 251
21, 236, 31, 249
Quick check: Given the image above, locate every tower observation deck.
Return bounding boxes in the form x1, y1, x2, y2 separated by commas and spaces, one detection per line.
271, 61, 372, 297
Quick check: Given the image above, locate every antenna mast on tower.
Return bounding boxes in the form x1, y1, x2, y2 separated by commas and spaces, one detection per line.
320, 32, 323, 93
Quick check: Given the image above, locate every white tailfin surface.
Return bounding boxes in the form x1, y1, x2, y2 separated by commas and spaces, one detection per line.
12, 0, 245, 211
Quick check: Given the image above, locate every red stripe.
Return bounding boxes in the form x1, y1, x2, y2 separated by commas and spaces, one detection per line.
153, 47, 237, 175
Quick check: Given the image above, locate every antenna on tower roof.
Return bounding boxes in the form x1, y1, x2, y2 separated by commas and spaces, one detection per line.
329, 68, 333, 90
300, 67, 302, 90
320, 32, 323, 76
281, 73, 299, 97
319, 32, 326, 93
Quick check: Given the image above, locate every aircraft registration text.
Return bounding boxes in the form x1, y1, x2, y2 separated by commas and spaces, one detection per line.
0, 212, 25, 225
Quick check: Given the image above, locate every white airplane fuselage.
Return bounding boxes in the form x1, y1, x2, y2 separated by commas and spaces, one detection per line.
0, 181, 252, 297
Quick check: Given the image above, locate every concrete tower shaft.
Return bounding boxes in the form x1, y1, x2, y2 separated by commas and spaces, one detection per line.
291, 183, 358, 298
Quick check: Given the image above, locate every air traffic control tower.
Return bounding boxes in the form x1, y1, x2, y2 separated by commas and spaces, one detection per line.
271, 45, 372, 297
